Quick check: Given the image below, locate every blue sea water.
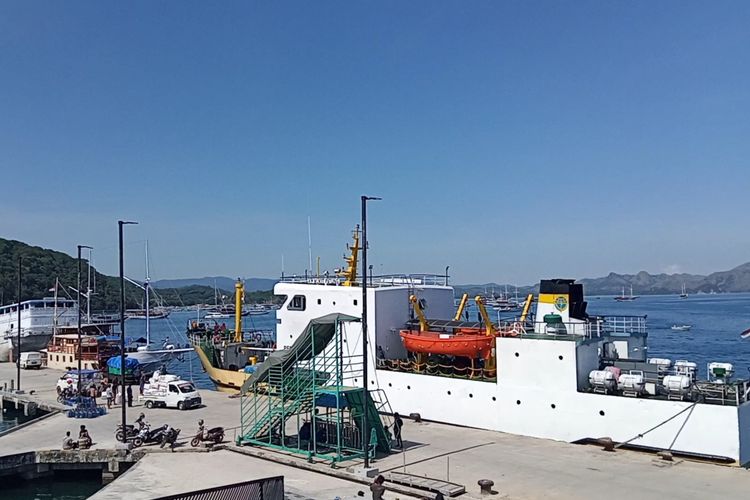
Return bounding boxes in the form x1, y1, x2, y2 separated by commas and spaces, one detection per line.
587, 292, 750, 379
124, 310, 278, 390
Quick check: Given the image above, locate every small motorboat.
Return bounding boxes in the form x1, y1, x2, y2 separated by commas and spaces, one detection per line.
671, 324, 692, 331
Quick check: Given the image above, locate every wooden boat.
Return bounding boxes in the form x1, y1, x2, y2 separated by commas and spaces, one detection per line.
399, 330, 495, 359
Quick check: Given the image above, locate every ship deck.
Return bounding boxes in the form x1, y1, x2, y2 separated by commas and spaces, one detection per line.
2, 363, 750, 499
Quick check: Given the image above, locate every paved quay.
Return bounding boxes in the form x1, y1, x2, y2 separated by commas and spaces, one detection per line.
90, 450, 409, 500
3, 363, 750, 499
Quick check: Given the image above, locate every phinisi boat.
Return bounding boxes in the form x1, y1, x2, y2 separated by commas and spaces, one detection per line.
189, 280, 274, 390
268, 227, 750, 466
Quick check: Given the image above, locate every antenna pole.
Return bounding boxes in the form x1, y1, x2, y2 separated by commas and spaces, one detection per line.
307, 216, 313, 273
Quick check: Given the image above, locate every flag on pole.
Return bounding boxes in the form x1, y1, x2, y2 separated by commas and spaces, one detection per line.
48, 287, 56, 292
741, 328, 750, 339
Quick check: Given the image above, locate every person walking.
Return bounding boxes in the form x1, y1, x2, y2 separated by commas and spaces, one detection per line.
139, 373, 146, 395
126, 385, 133, 408
104, 386, 112, 409
392, 413, 404, 449
370, 475, 386, 500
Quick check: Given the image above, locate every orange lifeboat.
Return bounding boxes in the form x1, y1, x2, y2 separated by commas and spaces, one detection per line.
399, 330, 495, 359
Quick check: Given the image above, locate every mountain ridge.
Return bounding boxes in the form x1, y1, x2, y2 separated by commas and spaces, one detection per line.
456, 261, 750, 296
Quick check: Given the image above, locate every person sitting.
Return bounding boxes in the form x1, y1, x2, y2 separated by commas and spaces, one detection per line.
135, 413, 148, 430
78, 425, 92, 449
62, 431, 77, 450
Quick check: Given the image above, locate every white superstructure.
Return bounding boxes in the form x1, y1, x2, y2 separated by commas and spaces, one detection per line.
0, 298, 79, 361
274, 276, 750, 466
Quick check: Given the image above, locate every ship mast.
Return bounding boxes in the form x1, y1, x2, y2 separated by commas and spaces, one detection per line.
234, 279, 244, 343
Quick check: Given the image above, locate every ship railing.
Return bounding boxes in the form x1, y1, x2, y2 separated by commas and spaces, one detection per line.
517, 315, 647, 339
596, 315, 648, 336
278, 273, 450, 287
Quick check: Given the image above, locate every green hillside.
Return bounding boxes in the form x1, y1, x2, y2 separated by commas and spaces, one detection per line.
0, 238, 275, 309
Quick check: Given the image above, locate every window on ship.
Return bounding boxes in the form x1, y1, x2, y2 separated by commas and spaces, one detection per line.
288, 295, 306, 311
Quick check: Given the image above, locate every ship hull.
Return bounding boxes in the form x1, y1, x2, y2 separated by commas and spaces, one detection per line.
192, 343, 249, 391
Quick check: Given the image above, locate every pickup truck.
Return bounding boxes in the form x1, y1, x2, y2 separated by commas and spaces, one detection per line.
140, 376, 202, 410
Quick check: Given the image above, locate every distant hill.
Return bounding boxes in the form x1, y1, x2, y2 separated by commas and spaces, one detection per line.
457, 262, 750, 296
0, 238, 277, 309
151, 276, 277, 292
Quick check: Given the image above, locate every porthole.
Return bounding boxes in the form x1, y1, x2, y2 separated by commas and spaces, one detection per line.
317, 299, 321, 305
333, 301, 336, 306
469, 394, 473, 398
354, 378, 358, 383
551, 404, 556, 409
407, 385, 411, 390
558, 355, 563, 360
388, 383, 392, 387
447, 390, 451, 395
514, 352, 519, 357
492, 396, 496, 401
354, 299, 358, 306
371, 380, 375, 385
516, 400, 521, 405
599, 410, 605, 416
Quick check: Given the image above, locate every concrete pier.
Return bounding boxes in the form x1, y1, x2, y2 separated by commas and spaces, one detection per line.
3, 362, 750, 499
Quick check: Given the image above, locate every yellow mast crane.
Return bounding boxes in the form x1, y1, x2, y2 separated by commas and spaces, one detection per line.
474, 296, 497, 336
453, 293, 469, 321
409, 295, 429, 332
519, 293, 534, 324
336, 225, 361, 287
234, 279, 244, 343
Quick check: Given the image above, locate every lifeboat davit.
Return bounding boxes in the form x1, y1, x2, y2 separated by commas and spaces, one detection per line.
399, 330, 495, 359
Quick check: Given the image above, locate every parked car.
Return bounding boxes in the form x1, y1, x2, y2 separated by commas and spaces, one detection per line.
18, 351, 43, 369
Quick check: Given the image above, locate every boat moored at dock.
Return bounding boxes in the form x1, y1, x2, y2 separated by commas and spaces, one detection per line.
269, 229, 750, 466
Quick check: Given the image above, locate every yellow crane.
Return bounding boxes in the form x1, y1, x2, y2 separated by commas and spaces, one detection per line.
453, 293, 469, 321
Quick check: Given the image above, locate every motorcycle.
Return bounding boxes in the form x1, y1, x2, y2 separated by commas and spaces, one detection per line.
190, 426, 224, 447
160, 426, 181, 450
115, 423, 140, 442
132, 424, 169, 448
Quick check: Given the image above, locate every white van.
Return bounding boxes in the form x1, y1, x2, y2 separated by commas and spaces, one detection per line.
19, 352, 43, 369
141, 375, 202, 410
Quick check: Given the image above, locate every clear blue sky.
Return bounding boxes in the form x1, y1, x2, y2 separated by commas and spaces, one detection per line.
1, 2, 748, 284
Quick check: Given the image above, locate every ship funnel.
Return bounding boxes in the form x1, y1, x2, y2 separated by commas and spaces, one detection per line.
536, 279, 588, 324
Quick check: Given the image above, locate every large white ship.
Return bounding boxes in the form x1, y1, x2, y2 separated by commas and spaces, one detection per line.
0, 298, 79, 361
270, 235, 750, 466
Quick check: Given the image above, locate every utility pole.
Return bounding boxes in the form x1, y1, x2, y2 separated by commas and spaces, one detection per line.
361, 195, 380, 467
118, 220, 138, 441
77, 245, 92, 394
16, 255, 22, 391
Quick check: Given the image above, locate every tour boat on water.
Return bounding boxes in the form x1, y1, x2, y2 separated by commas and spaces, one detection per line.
614, 285, 639, 301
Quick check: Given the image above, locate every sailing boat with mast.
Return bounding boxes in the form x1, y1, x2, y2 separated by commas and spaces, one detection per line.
679, 283, 689, 299
122, 242, 191, 373
614, 285, 639, 302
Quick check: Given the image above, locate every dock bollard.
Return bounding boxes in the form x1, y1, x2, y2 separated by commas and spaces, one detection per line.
478, 479, 494, 495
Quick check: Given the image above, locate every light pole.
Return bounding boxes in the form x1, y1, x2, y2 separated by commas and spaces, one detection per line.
361, 195, 380, 467
118, 220, 138, 441
16, 255, 22, 391
77, 245, 93, 395
445, 266, 450, 286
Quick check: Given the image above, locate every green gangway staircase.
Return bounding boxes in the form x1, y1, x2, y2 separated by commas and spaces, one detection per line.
344, 388, 392, 455
238, 313, 392, 462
